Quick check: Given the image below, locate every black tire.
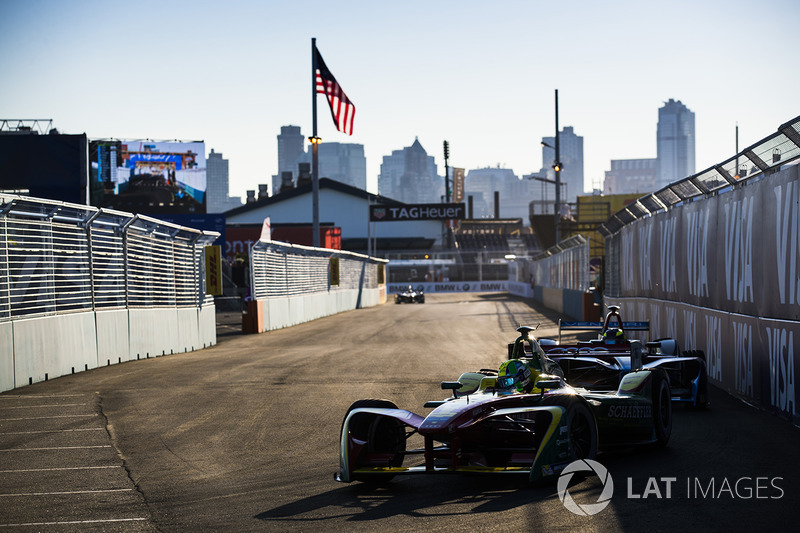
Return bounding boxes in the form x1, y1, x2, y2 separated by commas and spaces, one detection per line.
651, 370, 672, 446
565, 400, 598, 461
341, 399, 405, 483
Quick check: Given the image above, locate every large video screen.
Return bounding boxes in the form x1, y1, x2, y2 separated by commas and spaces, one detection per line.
90, 140, 206, 214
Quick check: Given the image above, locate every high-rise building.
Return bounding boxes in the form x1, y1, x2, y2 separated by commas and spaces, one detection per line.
275, 125, 305, 194
464, 166, 534, 220
318, 143, 367, 190
540, 126, 584, 203
603, 158, 658, 195
657, 99, 695, 187
294, 142, 367, 190
206, 149, 242, 213
378, 139, 441, 204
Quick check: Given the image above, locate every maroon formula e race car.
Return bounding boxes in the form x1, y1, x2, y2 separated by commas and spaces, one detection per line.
336, 325, 672, 485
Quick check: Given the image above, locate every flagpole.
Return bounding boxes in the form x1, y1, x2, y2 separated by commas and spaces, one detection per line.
311, 37, 320, 248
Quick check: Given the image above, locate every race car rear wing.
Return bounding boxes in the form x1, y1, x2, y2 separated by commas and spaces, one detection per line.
558, 319, 650, 344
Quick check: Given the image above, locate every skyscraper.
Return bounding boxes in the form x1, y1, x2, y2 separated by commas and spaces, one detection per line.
603, 158, 658, 195
464, 166, 528, 219
378, 138, 440, 204
295, 142, 367, 190
657, 99, 695, 187
206, 149, 242, 213
275, 125, 305, 194
541, 126, 584, 203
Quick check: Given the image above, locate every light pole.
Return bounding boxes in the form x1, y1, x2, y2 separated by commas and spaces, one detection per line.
541, 101, 564, 245
552, 89, 562, 244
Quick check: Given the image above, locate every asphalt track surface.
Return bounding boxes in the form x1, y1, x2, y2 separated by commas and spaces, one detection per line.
2, 293, 799, 532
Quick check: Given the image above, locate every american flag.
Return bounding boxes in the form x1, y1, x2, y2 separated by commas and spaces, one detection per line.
315, 47, 355, 135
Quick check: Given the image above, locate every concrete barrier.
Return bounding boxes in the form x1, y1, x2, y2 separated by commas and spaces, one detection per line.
13, 312, 98, 388
129, 308, 180, 358
616, 296, 800, 424
0, 322, 13, 391
2, 304, 218, 393
562, 289, 585, 320
542, 287, 563, 314
198, 305, 217, 348
252, 287, 383, 333
95, 309, 130, 364
177, 307, 201, 353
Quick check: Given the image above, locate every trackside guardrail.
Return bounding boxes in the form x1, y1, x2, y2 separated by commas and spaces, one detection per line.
600, 116, 800, 424
0, 194, 219, 392
247, 240, 387, 332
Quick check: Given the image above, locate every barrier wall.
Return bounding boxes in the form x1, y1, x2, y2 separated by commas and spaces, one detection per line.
0, 323, 12, 391
615, 297, 800, 422
3, 306, 217, 390
0, 194, 220, 393
251, 288, 382, 333
12, 312, 98, 386
605, 164, 800, 423
248, 240, 387, 334
95, 309, 129, 364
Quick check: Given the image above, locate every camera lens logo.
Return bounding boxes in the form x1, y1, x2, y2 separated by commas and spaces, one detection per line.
557, 459, 614, 516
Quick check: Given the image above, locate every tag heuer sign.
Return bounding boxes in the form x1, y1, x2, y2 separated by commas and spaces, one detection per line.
370, 203, 466, 222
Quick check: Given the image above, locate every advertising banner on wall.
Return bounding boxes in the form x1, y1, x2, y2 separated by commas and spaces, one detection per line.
614, 165, 799, 321
90, 139, 206, 214
615, 297, 799, 424
370, 203, 465, 222
607, 165, 800, 423
387, 281, 507, 294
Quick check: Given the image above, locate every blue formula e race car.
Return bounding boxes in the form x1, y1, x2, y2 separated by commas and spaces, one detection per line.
537, 306, 708, 408
336, 325, 672, 485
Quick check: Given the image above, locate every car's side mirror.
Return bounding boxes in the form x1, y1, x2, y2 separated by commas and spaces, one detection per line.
441, 380, 462, 398
536, 379, 561, 390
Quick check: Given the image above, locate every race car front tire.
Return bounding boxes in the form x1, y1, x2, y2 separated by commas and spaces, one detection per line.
651, 370, 672, 446
565, 400, 598, 461
342, 399, 406, 483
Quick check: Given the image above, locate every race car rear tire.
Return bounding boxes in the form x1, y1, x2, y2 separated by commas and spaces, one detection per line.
565, 401, 598, 461
651, 370, 672, 446
342, 399, 405, 483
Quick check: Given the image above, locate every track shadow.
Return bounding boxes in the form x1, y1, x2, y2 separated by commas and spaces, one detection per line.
254, 475, 558, 524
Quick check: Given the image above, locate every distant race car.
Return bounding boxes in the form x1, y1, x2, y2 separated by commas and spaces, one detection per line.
335, 325, 672, 485
535, 305, 708, 408
395, 285, 425, 304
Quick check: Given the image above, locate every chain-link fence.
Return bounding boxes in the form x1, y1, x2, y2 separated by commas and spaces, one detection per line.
0, 194, 218, 323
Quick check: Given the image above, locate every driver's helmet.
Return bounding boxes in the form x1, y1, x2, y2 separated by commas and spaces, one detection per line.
603, 328, 625, 344
497, 359, 536, 393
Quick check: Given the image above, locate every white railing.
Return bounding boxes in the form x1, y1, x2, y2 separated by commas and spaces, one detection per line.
0, 195, 218, 322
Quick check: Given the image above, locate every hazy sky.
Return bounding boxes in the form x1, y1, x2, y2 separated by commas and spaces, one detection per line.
2, 0, 798, 199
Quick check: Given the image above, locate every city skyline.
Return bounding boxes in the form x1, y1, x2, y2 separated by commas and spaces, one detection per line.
1, 0, 797, 200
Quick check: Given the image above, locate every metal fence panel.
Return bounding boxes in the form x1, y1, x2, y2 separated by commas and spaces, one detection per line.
250, 240, 385, 301
90, 223, 126, 309
0, 194, 219, 322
